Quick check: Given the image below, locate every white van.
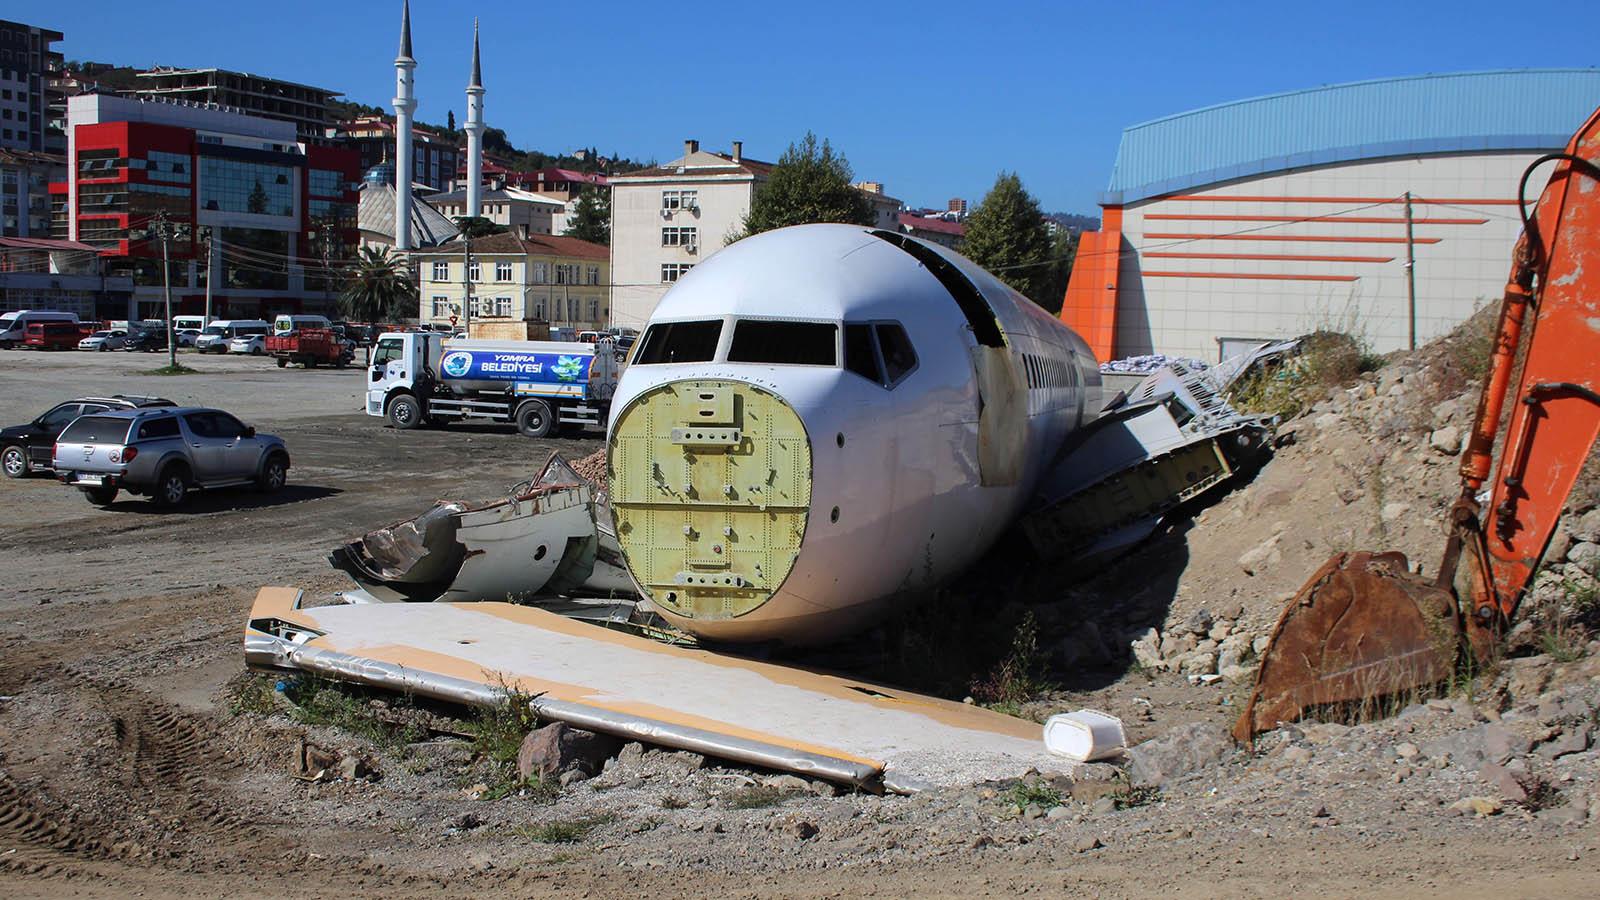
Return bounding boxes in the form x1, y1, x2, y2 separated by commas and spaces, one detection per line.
0, 310, 80, 349
273, 314, 331, 335
195, 319, 271, 353
173, 315, 210, 332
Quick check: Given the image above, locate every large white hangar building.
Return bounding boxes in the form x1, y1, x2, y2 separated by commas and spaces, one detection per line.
1061, 69, 1600, 362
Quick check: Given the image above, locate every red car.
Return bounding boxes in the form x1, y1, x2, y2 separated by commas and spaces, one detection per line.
23, 321, 84, 350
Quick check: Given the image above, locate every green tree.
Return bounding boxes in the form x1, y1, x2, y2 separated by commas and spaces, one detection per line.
340, 246, 417, 364
1038, 229, 1079, 315
453, 216, 505, 238
447, 109, 456, 132
962, 172, 1056, 307
736, 132, 872, 240
563, 185, 611, 245
246, 179, 269, 214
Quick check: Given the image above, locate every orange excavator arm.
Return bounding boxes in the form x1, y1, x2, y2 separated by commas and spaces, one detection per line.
1235, 105, 1600, 740
1455, 105, 1600, 637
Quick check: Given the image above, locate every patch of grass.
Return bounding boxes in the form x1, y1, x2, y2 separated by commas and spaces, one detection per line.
482, 776, 560, 802
279, 676, 427, 753
1006, 782, 1062, 810
141, 362, 200, 376
724, 785, 785, 809
225, 673, 281, 716
1112, 782, 1163, 809
463, 679, 547, 799
514, 814, 613, 844
970, 611, 1051, 708
1230, 331, 1379, 420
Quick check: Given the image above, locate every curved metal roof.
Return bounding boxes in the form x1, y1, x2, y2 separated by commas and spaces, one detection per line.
1103, 69, 1600, 205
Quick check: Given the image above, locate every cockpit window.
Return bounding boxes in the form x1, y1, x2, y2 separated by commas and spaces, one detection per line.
727, 320, 837, 366
634, 320, 722, 364
876, 323, 917, 384
843, 324, 881, 383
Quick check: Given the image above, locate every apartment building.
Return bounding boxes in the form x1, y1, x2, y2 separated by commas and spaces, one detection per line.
0, 147, 62, 237
413, 230, 609, 330
130, 68, 339, 147
0, 19, 63, 153
429, 184, 562, 237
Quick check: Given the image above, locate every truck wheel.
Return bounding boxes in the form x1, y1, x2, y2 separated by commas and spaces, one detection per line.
152, 466, 189, 508
515, 400, 554, 438
307, 358, 319, 368
2, 445, 29, 478
257, 453, 288, 493
276, 357, 288, 368
388, 394, 422, 430
82, 486, 118, 506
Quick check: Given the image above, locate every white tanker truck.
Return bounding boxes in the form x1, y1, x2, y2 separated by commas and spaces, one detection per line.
365, 332, 621, 437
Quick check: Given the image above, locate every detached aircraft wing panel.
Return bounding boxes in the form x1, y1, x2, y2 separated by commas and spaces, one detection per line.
246, 588, 1068, 791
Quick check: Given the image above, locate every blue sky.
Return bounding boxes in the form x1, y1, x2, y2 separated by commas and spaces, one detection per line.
14, 1, 1596, 213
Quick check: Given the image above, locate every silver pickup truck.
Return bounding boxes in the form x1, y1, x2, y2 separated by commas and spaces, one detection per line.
52, 406, 290, 507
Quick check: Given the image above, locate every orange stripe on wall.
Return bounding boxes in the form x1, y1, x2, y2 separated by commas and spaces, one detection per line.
1144, 213, 1487, 225
1145, 232, 1442, 244
1144, 251, 1394, 263
1144, 270, 1360, 282
1059, 228, 1120, 360
1163, 194, 1519, 206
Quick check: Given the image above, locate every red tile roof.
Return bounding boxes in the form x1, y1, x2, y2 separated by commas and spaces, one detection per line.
615, 152, 774, 180
430, 230, 609, 260
898, 213, 966, 236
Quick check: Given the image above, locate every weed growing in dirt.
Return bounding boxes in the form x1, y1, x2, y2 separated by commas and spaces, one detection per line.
1113, 783, 1163, 809
464, 679, 547, 799
514, 814, 613, 843
970, 611, 1051, 709
282, 677, 427, 753
1006, 782, 1062, 810
724, 785, 785, 809
225, 673, 281, 716
1230, 331, 1380, 419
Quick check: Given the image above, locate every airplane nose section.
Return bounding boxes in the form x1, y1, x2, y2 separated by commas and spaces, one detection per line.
608, 379, 813, 625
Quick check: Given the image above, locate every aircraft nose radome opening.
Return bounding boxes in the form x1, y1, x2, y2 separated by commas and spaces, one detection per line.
608, 378, 812, 622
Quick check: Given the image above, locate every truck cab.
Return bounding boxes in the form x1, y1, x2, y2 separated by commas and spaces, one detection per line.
366, 331, 619, 438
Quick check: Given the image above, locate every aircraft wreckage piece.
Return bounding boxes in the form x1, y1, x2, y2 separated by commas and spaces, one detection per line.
245, 587, 1071, 792
328, 453, 633, 603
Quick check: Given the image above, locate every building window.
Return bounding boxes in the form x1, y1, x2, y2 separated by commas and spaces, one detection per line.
533, 262, 547, 283
495, 261, 512, 282
308, 169, 344, 198
431, 260, 449, 281
198, 157, 293, 216
661, 263, 694, 283
431, 296, 451, 318
586, 265, 599, 286
468, 260, 480, 281
588, 298, 599, 322
533, 299, 546, 320
495, 296, 512, 317
661, 227, 697, 248
662, 189, 697, 211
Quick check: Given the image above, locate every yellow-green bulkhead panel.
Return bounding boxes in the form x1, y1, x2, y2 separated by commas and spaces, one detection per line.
609, 380, 812, 620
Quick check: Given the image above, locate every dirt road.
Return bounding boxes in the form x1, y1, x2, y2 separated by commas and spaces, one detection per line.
1, 349, 1596, 898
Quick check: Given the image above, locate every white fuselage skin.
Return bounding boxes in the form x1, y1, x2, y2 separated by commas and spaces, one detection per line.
608, 225, 1101, 645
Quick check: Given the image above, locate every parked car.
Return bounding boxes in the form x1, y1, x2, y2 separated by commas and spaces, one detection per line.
123, 329, 169, 352
175, 328, 202, 348
228, 333, 267, 355
78, 329, 128, 352
51, 406, 289, 507
1, 394, 174, 478
194, 319, 271, 354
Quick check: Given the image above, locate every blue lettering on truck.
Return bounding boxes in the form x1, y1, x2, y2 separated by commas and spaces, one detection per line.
439, 350, 592, 382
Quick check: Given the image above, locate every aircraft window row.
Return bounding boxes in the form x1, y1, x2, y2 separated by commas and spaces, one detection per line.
634, 320, 722, 364
844, 322, 918, 388
1023, 352, 1072, 390
727, 321, 837, 365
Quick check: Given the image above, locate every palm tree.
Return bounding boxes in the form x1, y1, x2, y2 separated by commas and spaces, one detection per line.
340, 245, 418, 364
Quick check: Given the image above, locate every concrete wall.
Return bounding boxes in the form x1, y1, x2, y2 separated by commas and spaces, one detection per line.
1112, 151, 1536, 361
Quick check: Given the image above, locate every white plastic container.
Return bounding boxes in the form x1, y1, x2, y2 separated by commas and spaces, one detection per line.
1042, 709, 1127, 762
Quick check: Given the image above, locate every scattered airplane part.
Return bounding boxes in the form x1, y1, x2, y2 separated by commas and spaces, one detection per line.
327, 453, 605, 603
1025, 355, 1276, 560
244, 587, 1071, 792
607, 224, 1104, 646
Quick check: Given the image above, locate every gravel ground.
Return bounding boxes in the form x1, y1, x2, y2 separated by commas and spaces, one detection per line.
0, 344, 1597, 898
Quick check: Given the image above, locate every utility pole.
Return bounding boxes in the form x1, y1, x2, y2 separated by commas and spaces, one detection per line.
1403, 191, 1417, 351
153, 210, 177, 369
461, 236, 473, 336
199, 225, 214, 325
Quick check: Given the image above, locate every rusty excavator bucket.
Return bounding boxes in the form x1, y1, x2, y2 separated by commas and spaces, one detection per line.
1232, 551, 1464, 742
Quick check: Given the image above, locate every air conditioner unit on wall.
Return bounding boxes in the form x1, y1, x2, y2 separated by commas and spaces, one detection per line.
660, 208, 673, 219
684, 242, 697, 254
